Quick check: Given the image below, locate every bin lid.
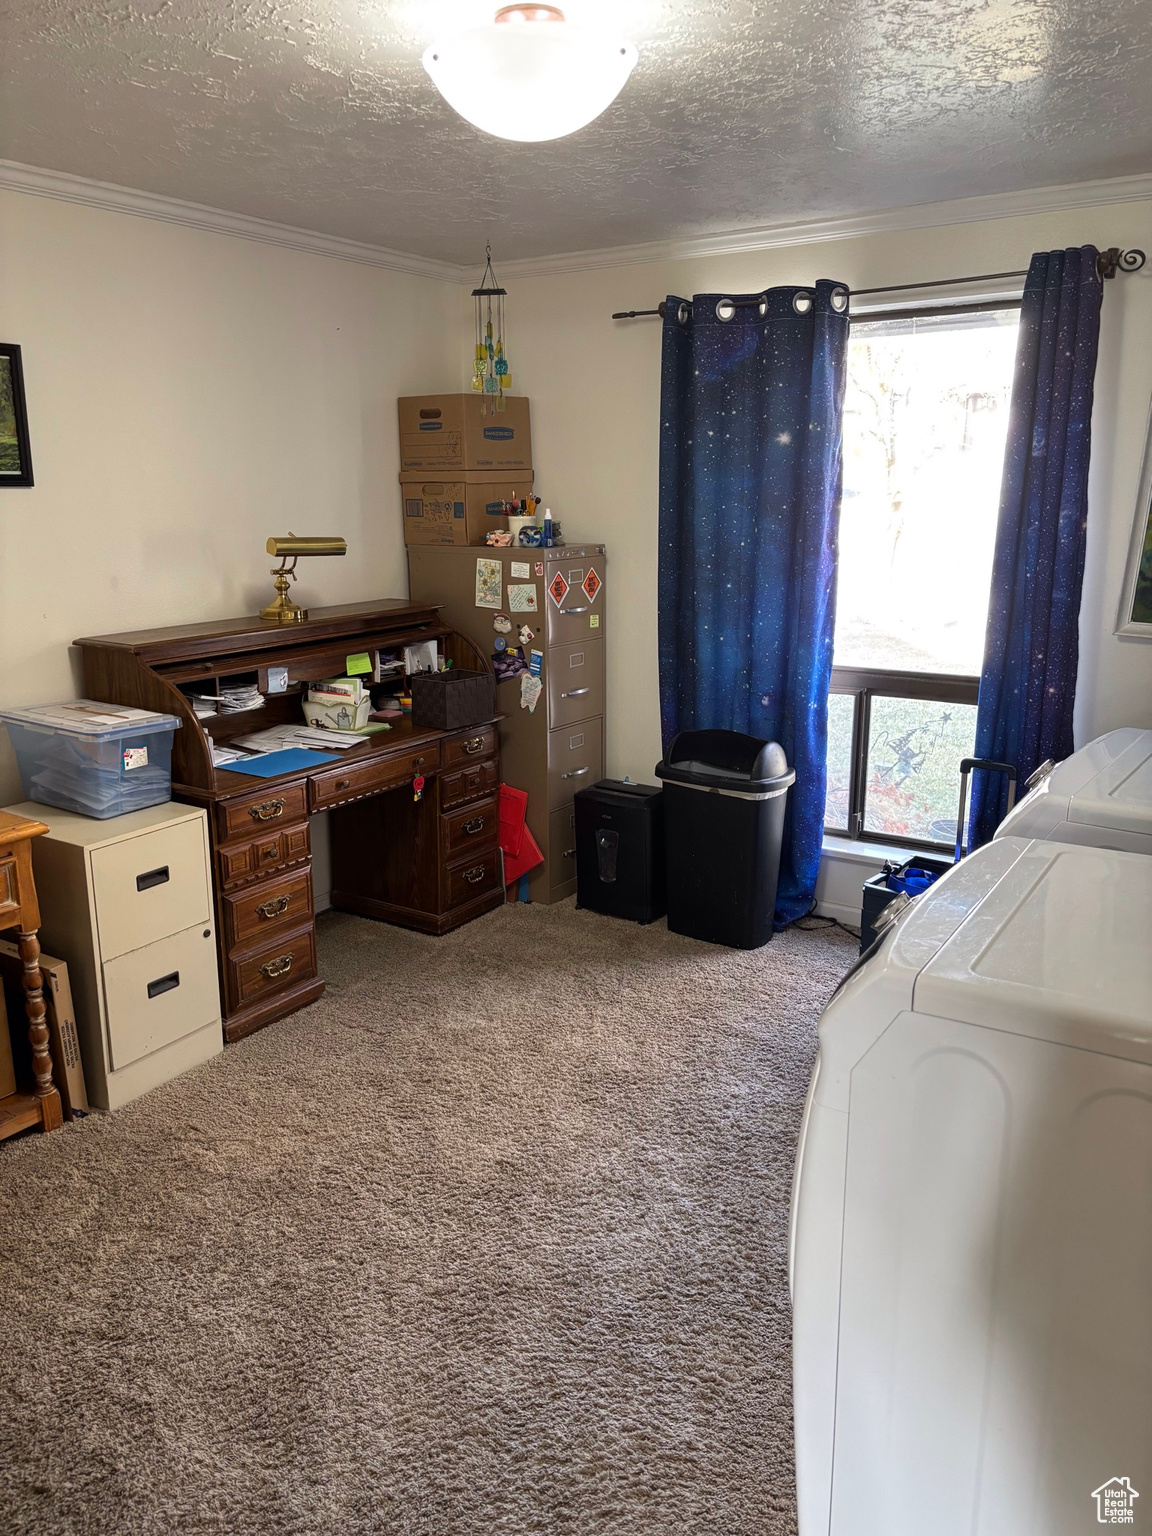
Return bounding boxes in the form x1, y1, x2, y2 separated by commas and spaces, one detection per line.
655, 729, 794, 795
0, 700, 182, 738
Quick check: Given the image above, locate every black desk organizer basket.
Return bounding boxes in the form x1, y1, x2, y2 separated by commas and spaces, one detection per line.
410, 669, 495, 731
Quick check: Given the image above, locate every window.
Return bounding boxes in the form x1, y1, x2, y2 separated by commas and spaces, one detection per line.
826, 303, 1019, 849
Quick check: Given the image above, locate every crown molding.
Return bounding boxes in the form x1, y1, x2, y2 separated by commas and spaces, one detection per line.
0, 159, 467, 283
3, 157, 1149, 287
494, 172, 1152, 280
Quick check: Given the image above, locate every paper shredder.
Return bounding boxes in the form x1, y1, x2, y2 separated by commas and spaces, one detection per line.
574, 781, 665, 923
656, 730, 795, 948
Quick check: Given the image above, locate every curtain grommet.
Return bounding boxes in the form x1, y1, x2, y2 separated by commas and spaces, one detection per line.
758, 295, 769, 318
677, 302, 691, 325
716, 298, 736, 322
793, 291, 813, 315
830, 286, 849, 313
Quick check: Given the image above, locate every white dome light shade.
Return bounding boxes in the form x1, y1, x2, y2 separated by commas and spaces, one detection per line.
423, 5, 638, 143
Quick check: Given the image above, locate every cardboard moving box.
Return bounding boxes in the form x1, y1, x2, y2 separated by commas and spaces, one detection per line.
0, 941, 89, 1118
398, 395, 532, 474
401, 473, 535, 547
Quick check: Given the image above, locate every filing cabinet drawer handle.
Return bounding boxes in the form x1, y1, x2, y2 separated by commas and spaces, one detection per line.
462, 738, 485, 755
563, 847, 576, 859
562, 766, 591, 780
256, 894, 292, 920
259, 955, 293, 980
249, 799, 286, 822
147, 970, 180, 1000
560, 605, 589, 615
136, 865, 170, 892
463, 865, 487, 884
463, 817, 486, 835
561, 688, 590, 698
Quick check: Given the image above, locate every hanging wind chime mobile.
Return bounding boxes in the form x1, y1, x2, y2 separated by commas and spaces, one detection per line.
472, 244, 511, 414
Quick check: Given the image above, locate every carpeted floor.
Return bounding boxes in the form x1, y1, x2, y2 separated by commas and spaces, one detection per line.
0, 900, 854, 1536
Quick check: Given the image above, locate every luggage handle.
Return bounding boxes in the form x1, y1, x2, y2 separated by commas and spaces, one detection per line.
955, 758, 1018, 862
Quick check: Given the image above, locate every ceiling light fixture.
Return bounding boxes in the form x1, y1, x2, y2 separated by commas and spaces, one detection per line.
422, 4, 638, 143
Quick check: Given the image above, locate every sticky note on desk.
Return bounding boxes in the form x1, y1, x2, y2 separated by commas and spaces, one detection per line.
346, 652, 373, 676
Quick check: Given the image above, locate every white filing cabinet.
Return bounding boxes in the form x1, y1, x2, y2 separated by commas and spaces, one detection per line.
5, 800, 223, 1109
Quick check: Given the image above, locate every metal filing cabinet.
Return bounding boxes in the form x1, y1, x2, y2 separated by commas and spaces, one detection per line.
4, 800, 223, 1109
408, 542, 607, 902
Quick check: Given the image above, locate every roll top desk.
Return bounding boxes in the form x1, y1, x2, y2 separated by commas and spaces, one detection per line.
75, 600, 502, 1042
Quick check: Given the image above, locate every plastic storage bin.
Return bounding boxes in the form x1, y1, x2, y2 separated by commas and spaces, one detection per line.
1, 700, 182, 819
574, 780, 665, 923
656, 729, 795, 948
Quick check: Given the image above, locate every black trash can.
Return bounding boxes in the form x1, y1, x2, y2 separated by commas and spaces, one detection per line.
656, 730, 795, 949
574, 780, 665, 924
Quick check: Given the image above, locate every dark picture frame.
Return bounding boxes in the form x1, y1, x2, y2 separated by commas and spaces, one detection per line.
0, 343, 34, 488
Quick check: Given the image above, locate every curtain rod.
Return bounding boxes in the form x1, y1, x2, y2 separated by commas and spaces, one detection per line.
609, 246, 1146, 319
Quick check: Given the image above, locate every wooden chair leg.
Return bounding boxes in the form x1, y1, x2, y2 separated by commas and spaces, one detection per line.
19, 929, 63, 1132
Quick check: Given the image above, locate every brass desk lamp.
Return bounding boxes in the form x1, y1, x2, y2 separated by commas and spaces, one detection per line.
260, 535, 347, 623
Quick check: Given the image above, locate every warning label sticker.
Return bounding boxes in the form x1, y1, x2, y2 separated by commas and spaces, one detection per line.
548, 571, 570, 608
582, 568, 601, 604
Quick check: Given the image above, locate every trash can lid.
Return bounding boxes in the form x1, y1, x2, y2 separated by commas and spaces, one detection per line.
655, 729, 794, 795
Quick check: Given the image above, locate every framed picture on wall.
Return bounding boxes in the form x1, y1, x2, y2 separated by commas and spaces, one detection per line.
1117, 397, 1152, 639
0, 343, 33, 488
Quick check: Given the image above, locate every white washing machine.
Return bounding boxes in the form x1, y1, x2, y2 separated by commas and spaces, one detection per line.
994, 727, 1152, 853
790, 837, 1152, 1536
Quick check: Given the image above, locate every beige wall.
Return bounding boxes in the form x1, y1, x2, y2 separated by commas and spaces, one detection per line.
498, 199, 1152, 784
0, 188, 460, 805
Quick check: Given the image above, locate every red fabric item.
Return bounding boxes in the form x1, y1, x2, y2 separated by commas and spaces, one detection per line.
503, 824, 543, 884
498, 783, 529, 858
498, 783, 543, 883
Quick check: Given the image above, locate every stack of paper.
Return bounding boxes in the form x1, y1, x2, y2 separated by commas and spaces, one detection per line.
218, 683, 264, 713
232, 724, 365, 754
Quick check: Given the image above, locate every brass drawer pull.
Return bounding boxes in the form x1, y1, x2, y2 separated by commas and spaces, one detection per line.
335, 778, 351, 791
562, 766, 590, 779
249, 798, 286, 822
413, 755, 426, 767
259, 954, 293, 980
462, 737, 486, 755
260, 843, 281, 861
463, 865, 487, 884
561, 687, 590, 698
256, 894, 291, 920
463, 816, 485, 835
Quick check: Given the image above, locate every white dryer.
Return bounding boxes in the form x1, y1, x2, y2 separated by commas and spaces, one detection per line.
790, 837, 1152, 1536
995, 727, 1152, 853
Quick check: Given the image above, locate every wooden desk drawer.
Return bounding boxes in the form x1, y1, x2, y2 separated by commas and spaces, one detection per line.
218, 783, 309, 841
440, 758, 498, 811
218, 823, 310, 888
310, 744, 440, 812
89, 816, 211, 961
444, 846, 501, 908
441, 795, 498, 859
224, 866, 313, 951
443, 726, 497, 770
228, 923, 316, 1011
103, 922, 220, 1072
547, 717, 604, 810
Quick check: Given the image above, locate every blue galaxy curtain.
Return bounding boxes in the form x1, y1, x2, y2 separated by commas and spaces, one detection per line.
970, 246, 1103, 846
658, 281, 849, 926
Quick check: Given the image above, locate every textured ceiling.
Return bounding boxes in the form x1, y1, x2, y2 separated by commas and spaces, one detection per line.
1, 0, 1150, 265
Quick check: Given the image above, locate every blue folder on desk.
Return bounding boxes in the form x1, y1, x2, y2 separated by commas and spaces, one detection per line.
225, 748, 341, 777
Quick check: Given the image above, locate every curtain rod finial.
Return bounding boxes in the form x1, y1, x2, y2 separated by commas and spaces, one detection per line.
1098, 247, 1146, 279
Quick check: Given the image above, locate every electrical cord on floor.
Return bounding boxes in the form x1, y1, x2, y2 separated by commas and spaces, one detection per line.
793, 913, 861, 942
